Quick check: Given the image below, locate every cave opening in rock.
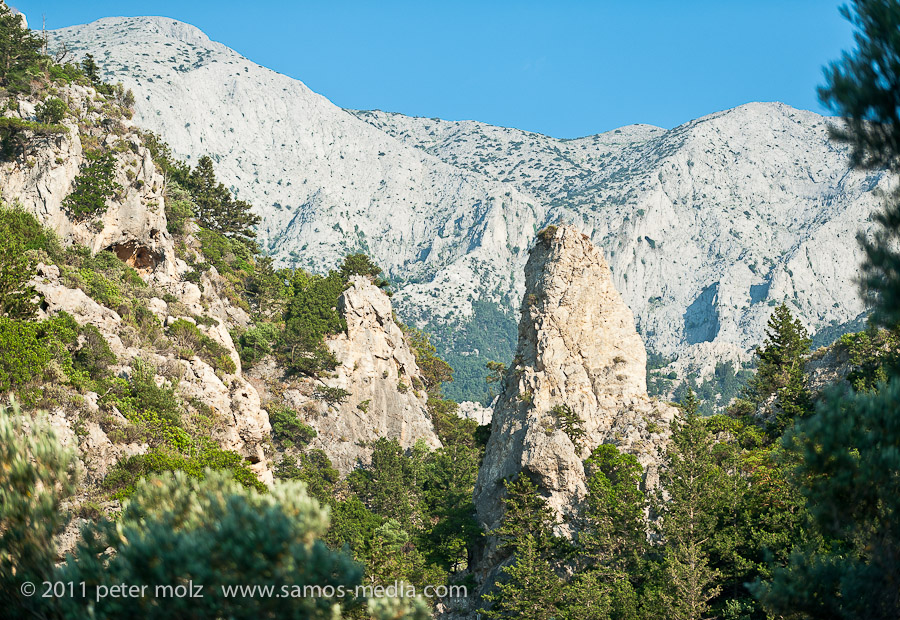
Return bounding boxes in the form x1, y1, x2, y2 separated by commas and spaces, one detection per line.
107, 241, 161, 271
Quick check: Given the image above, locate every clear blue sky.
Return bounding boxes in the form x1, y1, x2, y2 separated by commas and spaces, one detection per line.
16, 0, 853, 138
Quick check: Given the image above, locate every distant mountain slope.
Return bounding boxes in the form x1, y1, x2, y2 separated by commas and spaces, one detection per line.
353, 104, 888, 370
54, 17, 892, 401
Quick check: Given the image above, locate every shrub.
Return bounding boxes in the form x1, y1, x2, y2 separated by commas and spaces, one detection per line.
0, 314, 78, 393
313, 385, 350, 407
58, 471, 372, 619
103, 442, 265, 499
63, 149, 122, 220
233, 322, 279, 368
35, 97, 67, 124
168, 318, 235, 374
268, 404, 317, 447
73, 324, 116, 380
0, 402, 76, 618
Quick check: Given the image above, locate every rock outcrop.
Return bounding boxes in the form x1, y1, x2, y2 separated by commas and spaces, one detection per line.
253, 277, 442, 474
474, 226, 677, 547
0, 85, 177, 280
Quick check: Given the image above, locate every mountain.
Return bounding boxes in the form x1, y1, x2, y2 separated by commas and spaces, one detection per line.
52, 16, 892, 402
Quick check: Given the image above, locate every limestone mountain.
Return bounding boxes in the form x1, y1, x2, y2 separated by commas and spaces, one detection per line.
53, 16, 893, 402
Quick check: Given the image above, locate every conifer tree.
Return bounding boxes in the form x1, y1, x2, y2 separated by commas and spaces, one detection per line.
80, 52, 100, 84
0, 3, 42, 89
820, 0, 900, 328
481, 476, 565, 619
753, 3, 900, 616
656, 407, 724, 620
186, 155, 260, 244
746, 303, 812, 432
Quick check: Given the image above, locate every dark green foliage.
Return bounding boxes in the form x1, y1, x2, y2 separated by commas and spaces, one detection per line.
348, 438, 425, 529
754, 381, 900, 619
0, 116, 67, 159
426, 299, 517, 403
550, 403, 586, 450
281, 269, 347, 375
73, 324, 116, 380
820, 0, 900, 328
62, 149, 122, 220
245, 255, 289, 318
268, 404, 318, 447
80, 53, 100, 84
654, 410, 725, 620
0, 205, 57, 319
167, 198, 195, 234
313, 385, 351, 407
327, 495, 383, 558
275, 450, 340, 505
746, 303, 813, 433
0, 4, 43, 91
340, 252, 390, 290
537, 224, 559, 244
184, 155, 261, 244
839, 324, 899, 391
58, 471, 362, 619
103, 442, 266, 498
35, 96, 67, 124
480, 476, 565, 619
233, 321, 279, 367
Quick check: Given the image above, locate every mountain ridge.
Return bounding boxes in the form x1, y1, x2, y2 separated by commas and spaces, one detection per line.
52, 15, 893, 401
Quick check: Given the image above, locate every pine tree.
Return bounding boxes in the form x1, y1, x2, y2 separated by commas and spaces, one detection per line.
564, 444, 647, 620
820, 0, 900, 328
185, 155, 260, 244
480, 476, 565, 619
746, 303, 812, 433
655, 409, 724, 620
0, 3, 42, 90
80, 52, 100, 83
752, 5, 900, 617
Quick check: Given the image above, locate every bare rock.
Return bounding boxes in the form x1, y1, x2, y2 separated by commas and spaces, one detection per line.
474, 226, 676, 547
270, 277, 442, 474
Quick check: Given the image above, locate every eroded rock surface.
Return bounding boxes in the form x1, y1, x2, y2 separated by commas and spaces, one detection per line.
474, 226, 677, 546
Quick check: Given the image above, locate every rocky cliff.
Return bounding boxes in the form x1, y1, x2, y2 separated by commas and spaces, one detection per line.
250, 277, 442, 474
474, 226, 677, 546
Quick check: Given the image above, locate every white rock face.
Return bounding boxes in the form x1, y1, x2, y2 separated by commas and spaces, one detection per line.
270, 277, 442, 474
0, 85, 177, 279
52, 16, 893, 389
474, 226, 676, 537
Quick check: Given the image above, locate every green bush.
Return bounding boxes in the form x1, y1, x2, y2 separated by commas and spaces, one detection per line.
168, 318, 235, 374
62, 149, 122, 220
103, 442, 266, 499
275, 451, 340, 505
0, 314, 78, 393
35, 97, 67, 124
233, 321, 279, 367
268, 404, 317, 447
72, 324, 116, 380
57, 471, 373, 619
0, 402, 76, 619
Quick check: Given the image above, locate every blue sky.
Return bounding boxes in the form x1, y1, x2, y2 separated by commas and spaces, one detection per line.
16, 0, 853, 138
